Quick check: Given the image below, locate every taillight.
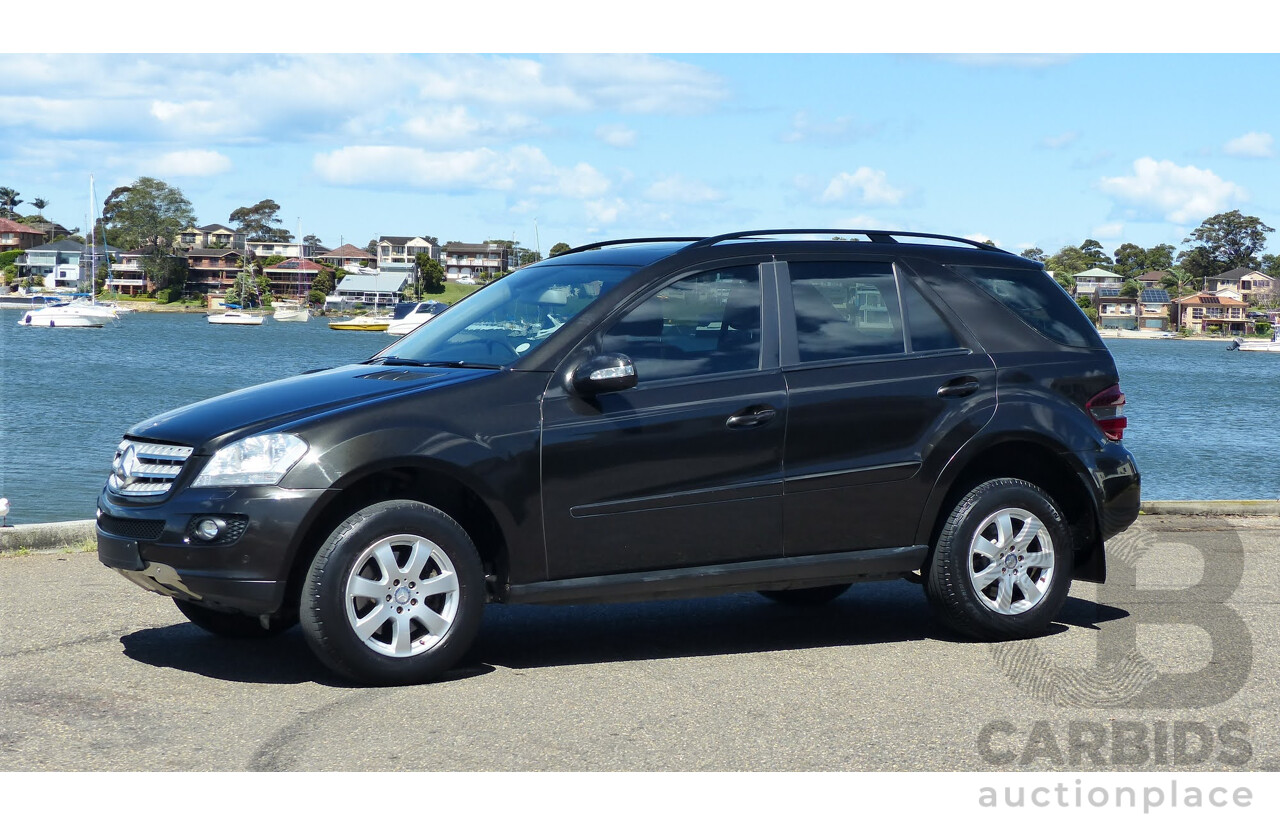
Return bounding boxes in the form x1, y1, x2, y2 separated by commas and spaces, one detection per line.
1087, 384, 1127, 441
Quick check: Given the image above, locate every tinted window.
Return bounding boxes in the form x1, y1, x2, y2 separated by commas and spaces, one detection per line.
788, 261, 904, 361
602, 265, 762, 383
950, 265, 1100, 348
902, 280, 961, 351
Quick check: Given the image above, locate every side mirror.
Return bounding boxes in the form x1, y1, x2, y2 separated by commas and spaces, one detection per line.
571, 353, 637, 395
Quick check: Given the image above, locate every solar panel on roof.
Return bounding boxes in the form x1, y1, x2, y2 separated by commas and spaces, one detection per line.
1202, 296, 1220, 304
1098, 288, 1122, 297
1140, 289, 1170, 303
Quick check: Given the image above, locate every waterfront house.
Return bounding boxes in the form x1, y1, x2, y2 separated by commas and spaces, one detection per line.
1138, 288, 1171, 331
246, 239, 319, 259
1073, 267, 1125, 298
0, 218, 44, 252
1137, 270, 1168, 288
20, 239, 123, 290
176, 223, 245, 251
315, 243, 376, 270
112, 246, 184, 296
1208, 267, 1274, 304
1095, 287, 1138, 330
1171, 292, 1253, 335
184, 248, 246, 296
441, 241, 513, 281
262, 257, 325, 299
329, 272, 408, 309
377, 236, 439, 276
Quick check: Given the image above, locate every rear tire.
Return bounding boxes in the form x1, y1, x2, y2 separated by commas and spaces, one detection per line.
757, 584, 851, 605
925, 478, 1073, 641
301, 500, 485, 686
174, 598, 293, 638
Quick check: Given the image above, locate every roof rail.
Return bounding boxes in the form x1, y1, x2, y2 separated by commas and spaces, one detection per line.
686, 229, 1008, 254
558, 237, 703, 256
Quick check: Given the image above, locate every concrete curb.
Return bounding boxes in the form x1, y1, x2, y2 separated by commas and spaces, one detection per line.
1138, 500, 1280, 516
2, 501, 1279, 555
0, 520, 96, 554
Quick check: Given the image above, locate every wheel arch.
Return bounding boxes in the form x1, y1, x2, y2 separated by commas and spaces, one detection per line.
281, 461, 513, 616
916, 437, 1105, 583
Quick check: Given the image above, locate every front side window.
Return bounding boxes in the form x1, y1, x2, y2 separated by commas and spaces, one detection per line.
601, 265, 762, 383
376, 262, 638, 367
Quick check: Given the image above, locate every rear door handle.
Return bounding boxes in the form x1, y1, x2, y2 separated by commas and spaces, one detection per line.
726, 405, 777, 429
937, 377, 981, 398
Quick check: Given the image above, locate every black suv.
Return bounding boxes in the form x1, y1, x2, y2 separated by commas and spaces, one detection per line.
97, 230, 1140, 685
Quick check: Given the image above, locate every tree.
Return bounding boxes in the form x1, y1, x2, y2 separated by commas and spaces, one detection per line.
519, 249, 542, 266
1078, 239, 1113, 268
549, 242, 572, 257
1261, 254, 1280, 277
0, 187, 22, 218
229, 199, 293, 242
416, 253, 445, 295
100, 177, 196, 250
1175, 246, 1215, 291
364, 239, 378, 256
1020, 247, 1046, 263
29, 197, 48, 218
1120, 279, 1141, 298
303, 233, 323, 247
1182, 210, 1275, 275
1112, 243, 1173, 280
1053, 271, 1076, 293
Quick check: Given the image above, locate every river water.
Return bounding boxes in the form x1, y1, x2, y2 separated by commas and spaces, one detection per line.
1, 311, 1276, 524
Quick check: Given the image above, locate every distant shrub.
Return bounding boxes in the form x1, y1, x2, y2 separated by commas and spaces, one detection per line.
1257, 321, 1272, 335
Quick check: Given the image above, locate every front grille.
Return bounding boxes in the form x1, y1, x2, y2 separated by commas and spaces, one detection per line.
108, 439, 194, 498
97, 514, 166, 541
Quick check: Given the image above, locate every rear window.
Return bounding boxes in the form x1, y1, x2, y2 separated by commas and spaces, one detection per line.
949, 265, 1101, 348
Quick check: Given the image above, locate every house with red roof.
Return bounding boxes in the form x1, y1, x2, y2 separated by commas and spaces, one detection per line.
0, 218, 44, 252
1172, 292, 1253, 335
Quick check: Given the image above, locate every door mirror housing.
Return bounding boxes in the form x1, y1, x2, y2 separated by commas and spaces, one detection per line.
571, 353, 638, 395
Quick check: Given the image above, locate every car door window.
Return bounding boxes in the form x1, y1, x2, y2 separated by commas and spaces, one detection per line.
788, 261, 904, 361
602, 265, 762, 383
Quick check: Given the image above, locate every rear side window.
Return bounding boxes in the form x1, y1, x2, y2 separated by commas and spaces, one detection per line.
788, 261, 904, 361
949, 265, 1101, 348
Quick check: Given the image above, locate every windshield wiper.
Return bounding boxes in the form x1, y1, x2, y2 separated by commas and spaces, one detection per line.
364, 356, 502, 370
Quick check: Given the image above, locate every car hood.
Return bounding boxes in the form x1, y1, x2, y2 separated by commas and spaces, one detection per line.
127, 364, 492, 450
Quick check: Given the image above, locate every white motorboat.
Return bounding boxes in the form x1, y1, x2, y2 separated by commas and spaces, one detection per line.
1229, 333, 1280, 352
329, 313, 390, 331
17, 305, 105, 328
386, 301, 446, 336
62, 297, 120, 321
273, 300, 310, 322
208, 310, 265, 326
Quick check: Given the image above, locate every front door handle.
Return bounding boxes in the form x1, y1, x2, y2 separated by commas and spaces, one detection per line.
726, 405, 777, 429
937, 377, 981, 398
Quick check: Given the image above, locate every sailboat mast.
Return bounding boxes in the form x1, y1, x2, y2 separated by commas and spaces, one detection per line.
87, 175, 97, 305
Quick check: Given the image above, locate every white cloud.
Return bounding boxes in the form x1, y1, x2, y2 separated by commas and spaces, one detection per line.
586, 198, 626, 225
1098, 158, 1247, 224
402, 106, 544, 147
782, 111, 882, 144
312, 145, 609, 199
819, 168, 907, 207
1091, 222, 1125, 239
1039, 131, 1080, 150
644, 174, 722, 204
149, 149, 231, 177
596, 124, 637, 148
1223, 131, 1274, 158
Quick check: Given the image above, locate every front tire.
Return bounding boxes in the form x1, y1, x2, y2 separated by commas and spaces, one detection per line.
300, 500, 485, 686
925, 478, 1073, 641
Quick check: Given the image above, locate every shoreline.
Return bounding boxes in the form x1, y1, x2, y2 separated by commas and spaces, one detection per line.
3, 501, 1278, 554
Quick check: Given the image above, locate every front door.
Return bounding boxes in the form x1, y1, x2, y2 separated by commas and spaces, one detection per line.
540, 263, 787, 580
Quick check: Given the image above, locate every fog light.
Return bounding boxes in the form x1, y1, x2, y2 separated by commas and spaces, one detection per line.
194, 517, 225, 541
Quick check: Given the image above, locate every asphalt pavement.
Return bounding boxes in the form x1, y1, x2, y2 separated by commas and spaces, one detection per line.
1, 513, 1277, 772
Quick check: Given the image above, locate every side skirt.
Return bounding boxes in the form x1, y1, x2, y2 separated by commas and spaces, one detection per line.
504, 545, 928, 605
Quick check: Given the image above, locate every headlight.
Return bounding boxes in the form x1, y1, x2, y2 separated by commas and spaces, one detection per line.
191, 433, 308, 488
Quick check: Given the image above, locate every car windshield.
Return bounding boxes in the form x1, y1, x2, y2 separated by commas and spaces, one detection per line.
371, 263, 637, 368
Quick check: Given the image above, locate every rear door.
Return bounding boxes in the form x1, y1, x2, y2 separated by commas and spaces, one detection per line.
778, 257, 997, 555
540, 261, 787, 579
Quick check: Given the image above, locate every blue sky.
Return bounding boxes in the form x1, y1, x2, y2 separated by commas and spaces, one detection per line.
4, 11, 1279, 259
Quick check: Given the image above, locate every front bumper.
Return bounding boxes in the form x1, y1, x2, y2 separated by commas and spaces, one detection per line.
96, 485, 326, 616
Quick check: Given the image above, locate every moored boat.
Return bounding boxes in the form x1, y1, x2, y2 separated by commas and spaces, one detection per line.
208, 310, 265, 325
328, 314, 390, 331
273, 299, 310, 322
17, 306, 105, 328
